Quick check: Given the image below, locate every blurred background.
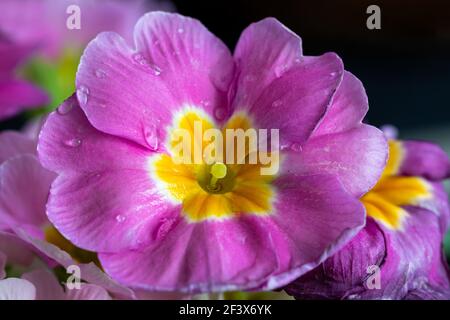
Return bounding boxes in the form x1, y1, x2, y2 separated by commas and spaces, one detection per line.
1, 0, 449, 257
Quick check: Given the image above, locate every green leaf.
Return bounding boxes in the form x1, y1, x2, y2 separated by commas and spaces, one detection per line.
19, 48, 82, 116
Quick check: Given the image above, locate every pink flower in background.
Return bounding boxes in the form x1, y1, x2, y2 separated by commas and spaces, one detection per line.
0, 234, 35, 300
0, 0, 174, 113
0, 278, 36, 300
39, 12, 388, 292
0, 268, 111, 300
0, 0, 175, 57
0, 130, 134, 299
21, 269, 111, 300
285, 140, 450, 299
0, 39, 48, 120
0, 131, 55, 237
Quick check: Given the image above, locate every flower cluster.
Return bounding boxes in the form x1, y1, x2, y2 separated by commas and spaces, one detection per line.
0, 3, 449, 300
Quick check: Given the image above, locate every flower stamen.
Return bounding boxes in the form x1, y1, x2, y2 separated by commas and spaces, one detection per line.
209, 162, 227, 191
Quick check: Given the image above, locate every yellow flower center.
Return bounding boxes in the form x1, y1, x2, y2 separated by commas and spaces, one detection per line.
361, 140, 432, 230
149, 108, 279, 222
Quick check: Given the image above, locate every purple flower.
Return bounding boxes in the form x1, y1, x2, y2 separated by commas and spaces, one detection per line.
38, 12, 387, 293
285, 140, 450, 300
0, 39, 48, 120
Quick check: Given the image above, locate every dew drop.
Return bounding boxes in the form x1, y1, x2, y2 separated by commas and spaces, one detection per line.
200, 99, 211, 108
151, 64, 162, 76
190, 58, 200, 68
272, 99, 283, 108
132, 52, 148, 66
274, 64, 288, 78
76, 85, 89, 106
177, 27, 184, 34
115, 214, 126, 223
212, 73, 231, 92
144, 126, 159, 151
64, 138, 82, 148
57, 101, 74, 115
244, 74, 256, 83
214, 107, 227, 120
132, 53, 161, 76
95, 69, 107, 79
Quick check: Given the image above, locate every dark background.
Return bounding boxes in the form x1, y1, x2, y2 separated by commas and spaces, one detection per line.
2, 0, 450, 133
172, 0, 450, 131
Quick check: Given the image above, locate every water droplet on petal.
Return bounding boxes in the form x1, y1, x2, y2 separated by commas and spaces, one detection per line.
212, 73, 231, 92
95, 69, 107, 79
274, 64, 288, 78
132, 52, 147, 65
272, 99, 283, 108
64, 138, 82, 148
214, 107, 227, 120
57, 101, 74, 115
76, 86, 89, 106
190, 58, 200, 68
329, 71, 337, 77
144, 126, 159, 151
132, 53, 161, 76
200, 99, 211, 108
151, 64, 162, 76
177, 27, 184, 34
244, 74, 256, 83
115, 214, 126, 223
